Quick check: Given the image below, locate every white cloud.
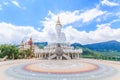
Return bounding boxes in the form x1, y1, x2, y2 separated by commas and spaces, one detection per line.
41, 10, 120, 44
0, 20, 120, 45
90, 24, 120, 42
41, 8, 105, 40
11, 1, 21, 8
101, 0, 119, 7
44, 8, 105, 26
0, 22, 49, 44
2, 1, 26, 10
80, 8, 105, 23
0, 8, 119, 45
62, 24, 120, 44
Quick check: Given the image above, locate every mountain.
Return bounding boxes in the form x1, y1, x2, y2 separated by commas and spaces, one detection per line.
32, 41, 120, 59
71, 43, 84, 49
34, 42, 48, 48
34, 40, 120, 52
84, 40, 120, 52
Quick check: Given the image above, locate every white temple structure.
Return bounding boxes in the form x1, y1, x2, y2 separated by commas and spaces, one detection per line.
34, 17, 82, 60
55, 16, 66, 43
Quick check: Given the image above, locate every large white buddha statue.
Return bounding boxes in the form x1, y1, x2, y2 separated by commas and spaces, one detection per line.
55, 16, 66, 43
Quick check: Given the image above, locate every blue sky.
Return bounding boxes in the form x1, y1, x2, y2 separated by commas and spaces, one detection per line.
0, 0, 120, 44
0, 0, 100, 27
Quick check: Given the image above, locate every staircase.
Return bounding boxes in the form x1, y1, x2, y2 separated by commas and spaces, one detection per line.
63, 54, 71, 60
48, 54, 57, 60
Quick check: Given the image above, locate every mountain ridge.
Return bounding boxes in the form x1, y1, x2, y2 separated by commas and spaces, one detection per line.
84, 40, 120, 52
34, 40, 120, 52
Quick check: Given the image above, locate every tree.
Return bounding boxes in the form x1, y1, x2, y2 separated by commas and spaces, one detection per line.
20, 49, 34, 59
0, 44, 20, 59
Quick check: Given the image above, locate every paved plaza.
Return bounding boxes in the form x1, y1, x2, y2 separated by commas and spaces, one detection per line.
0, 59, 120, 80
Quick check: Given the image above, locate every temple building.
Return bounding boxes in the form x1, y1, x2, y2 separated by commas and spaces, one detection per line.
34, 17, 82, 60
19, 38, 38, 52
19, 17, 82, 60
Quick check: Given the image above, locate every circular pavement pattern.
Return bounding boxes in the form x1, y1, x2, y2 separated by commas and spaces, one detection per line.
24, 60, 99, 74
0, 59, 120, 80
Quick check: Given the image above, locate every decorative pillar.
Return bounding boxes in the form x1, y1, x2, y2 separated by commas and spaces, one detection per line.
45, 54, 46, 58
78, 53, 79, 59
60, 56, 62, 60
49, 53, 50, 57
39, 54, 40, 58
72, 54, 73, 59
74, 54, 76, 59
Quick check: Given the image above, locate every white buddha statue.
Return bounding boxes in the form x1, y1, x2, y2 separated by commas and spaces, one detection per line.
55, 16, 66, 43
